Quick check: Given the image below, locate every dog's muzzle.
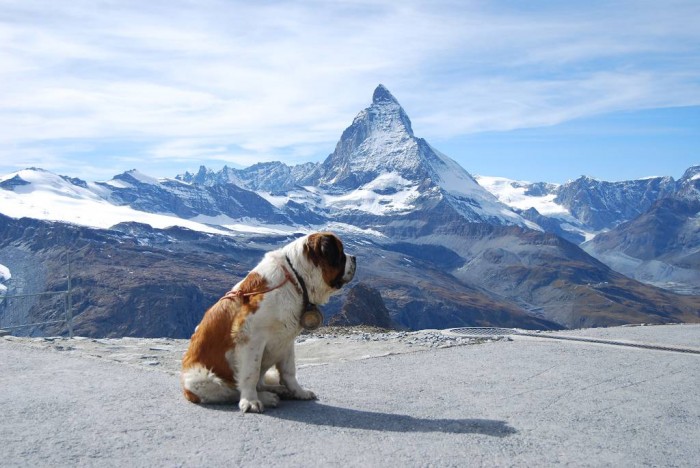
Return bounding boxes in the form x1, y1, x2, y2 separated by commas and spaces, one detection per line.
344, 255, 357, 283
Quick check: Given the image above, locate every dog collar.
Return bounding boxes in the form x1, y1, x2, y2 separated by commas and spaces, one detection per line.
285, 255, 323, 330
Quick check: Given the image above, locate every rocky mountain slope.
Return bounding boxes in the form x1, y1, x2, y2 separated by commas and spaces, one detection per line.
583, 167, 700, 293
556, 176, 677, 231
478, 174, 681, 234
1, 85, 698, 336
0, 213, 558, 337
478, 165, 700, 293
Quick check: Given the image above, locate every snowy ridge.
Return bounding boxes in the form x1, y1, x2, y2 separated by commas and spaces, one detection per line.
323, 173, 421, 215
107, 169, 163, 188
0, 167, 393, 239
0, 169, 262, 236
475, 175, 565, 216
428, 148, 533, 227
474, 174, 592, 239
1, 87, 697, 249
171, 85, 535, 229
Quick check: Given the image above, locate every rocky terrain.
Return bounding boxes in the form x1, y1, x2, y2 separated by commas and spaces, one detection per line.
554, 175, 678, 230
0, 213, 564, 337
478, 165, 700, 293
327, 283, 399, 329
583, 170, 700, 293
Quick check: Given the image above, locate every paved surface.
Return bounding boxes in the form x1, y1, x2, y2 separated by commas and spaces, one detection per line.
545, 323, 700, 349
1, 325, 699, 467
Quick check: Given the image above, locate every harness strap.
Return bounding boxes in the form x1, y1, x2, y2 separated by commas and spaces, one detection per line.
222, 265, 297, 301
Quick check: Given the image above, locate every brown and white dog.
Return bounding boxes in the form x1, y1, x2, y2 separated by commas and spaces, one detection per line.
181, 232, 356, 412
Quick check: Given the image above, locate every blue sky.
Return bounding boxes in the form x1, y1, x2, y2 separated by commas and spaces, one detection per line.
0, 0, 698, 183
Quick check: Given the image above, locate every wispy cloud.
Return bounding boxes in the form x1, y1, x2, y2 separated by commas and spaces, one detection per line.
0, 0, 698, 178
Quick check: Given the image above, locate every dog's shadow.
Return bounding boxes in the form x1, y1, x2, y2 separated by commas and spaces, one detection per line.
204, 401, 516, 437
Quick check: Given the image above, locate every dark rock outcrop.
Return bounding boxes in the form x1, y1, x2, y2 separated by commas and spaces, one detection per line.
328, 283, 396, 329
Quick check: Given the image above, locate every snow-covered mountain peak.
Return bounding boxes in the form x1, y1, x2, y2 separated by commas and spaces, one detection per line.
109, 169, 163, 188
676, 165, 700, 200
300, 86, 531, 227
367, 84, 414, 137
680, 165, 700, 181
313, 85, 447, 190
177, 165, 210, 184
1, 167, 51, 184
331, 85, 414, 157
0, 168, 92, 197
372, 84, 399, 105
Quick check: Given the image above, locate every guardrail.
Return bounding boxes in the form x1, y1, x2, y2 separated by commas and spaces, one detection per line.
447, 327, 700, 355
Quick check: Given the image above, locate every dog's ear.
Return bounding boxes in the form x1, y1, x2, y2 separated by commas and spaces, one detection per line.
320, 233, 342, 267
305, 232, 344, 267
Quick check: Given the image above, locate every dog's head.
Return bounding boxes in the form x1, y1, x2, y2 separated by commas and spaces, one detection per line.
304, 232, 356, 289
287, 232, 356, 304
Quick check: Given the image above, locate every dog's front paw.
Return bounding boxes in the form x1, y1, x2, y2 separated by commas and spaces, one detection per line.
239, 398, 265, 413
293, 389, 317, 400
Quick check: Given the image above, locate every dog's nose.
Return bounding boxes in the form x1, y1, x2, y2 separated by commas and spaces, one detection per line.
345, 255, 356, 279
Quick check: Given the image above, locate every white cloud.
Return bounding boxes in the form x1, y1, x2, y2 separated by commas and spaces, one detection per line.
0, 0, 699, 178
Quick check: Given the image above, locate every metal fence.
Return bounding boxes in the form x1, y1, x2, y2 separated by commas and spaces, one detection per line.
0, 255, 73, 338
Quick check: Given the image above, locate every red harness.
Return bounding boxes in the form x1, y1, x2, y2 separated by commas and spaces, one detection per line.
220, 260, 323, 330
221, 265, 300, 301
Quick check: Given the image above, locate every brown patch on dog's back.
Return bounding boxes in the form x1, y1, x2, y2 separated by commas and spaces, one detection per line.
237, 272, 267, 310
304, 232, 347, 288
181, 272, 269, 391
231, 272, 267, 335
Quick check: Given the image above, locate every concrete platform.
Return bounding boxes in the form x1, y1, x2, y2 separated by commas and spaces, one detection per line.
1, 325, 698, 467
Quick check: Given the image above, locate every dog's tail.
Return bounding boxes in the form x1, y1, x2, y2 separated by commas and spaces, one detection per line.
181, 364, 239, 404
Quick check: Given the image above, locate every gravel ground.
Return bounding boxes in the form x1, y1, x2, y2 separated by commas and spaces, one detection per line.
0, 327, 503, 375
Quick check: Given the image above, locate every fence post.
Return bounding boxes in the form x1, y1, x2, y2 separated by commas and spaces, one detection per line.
66, 252, 74, 339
